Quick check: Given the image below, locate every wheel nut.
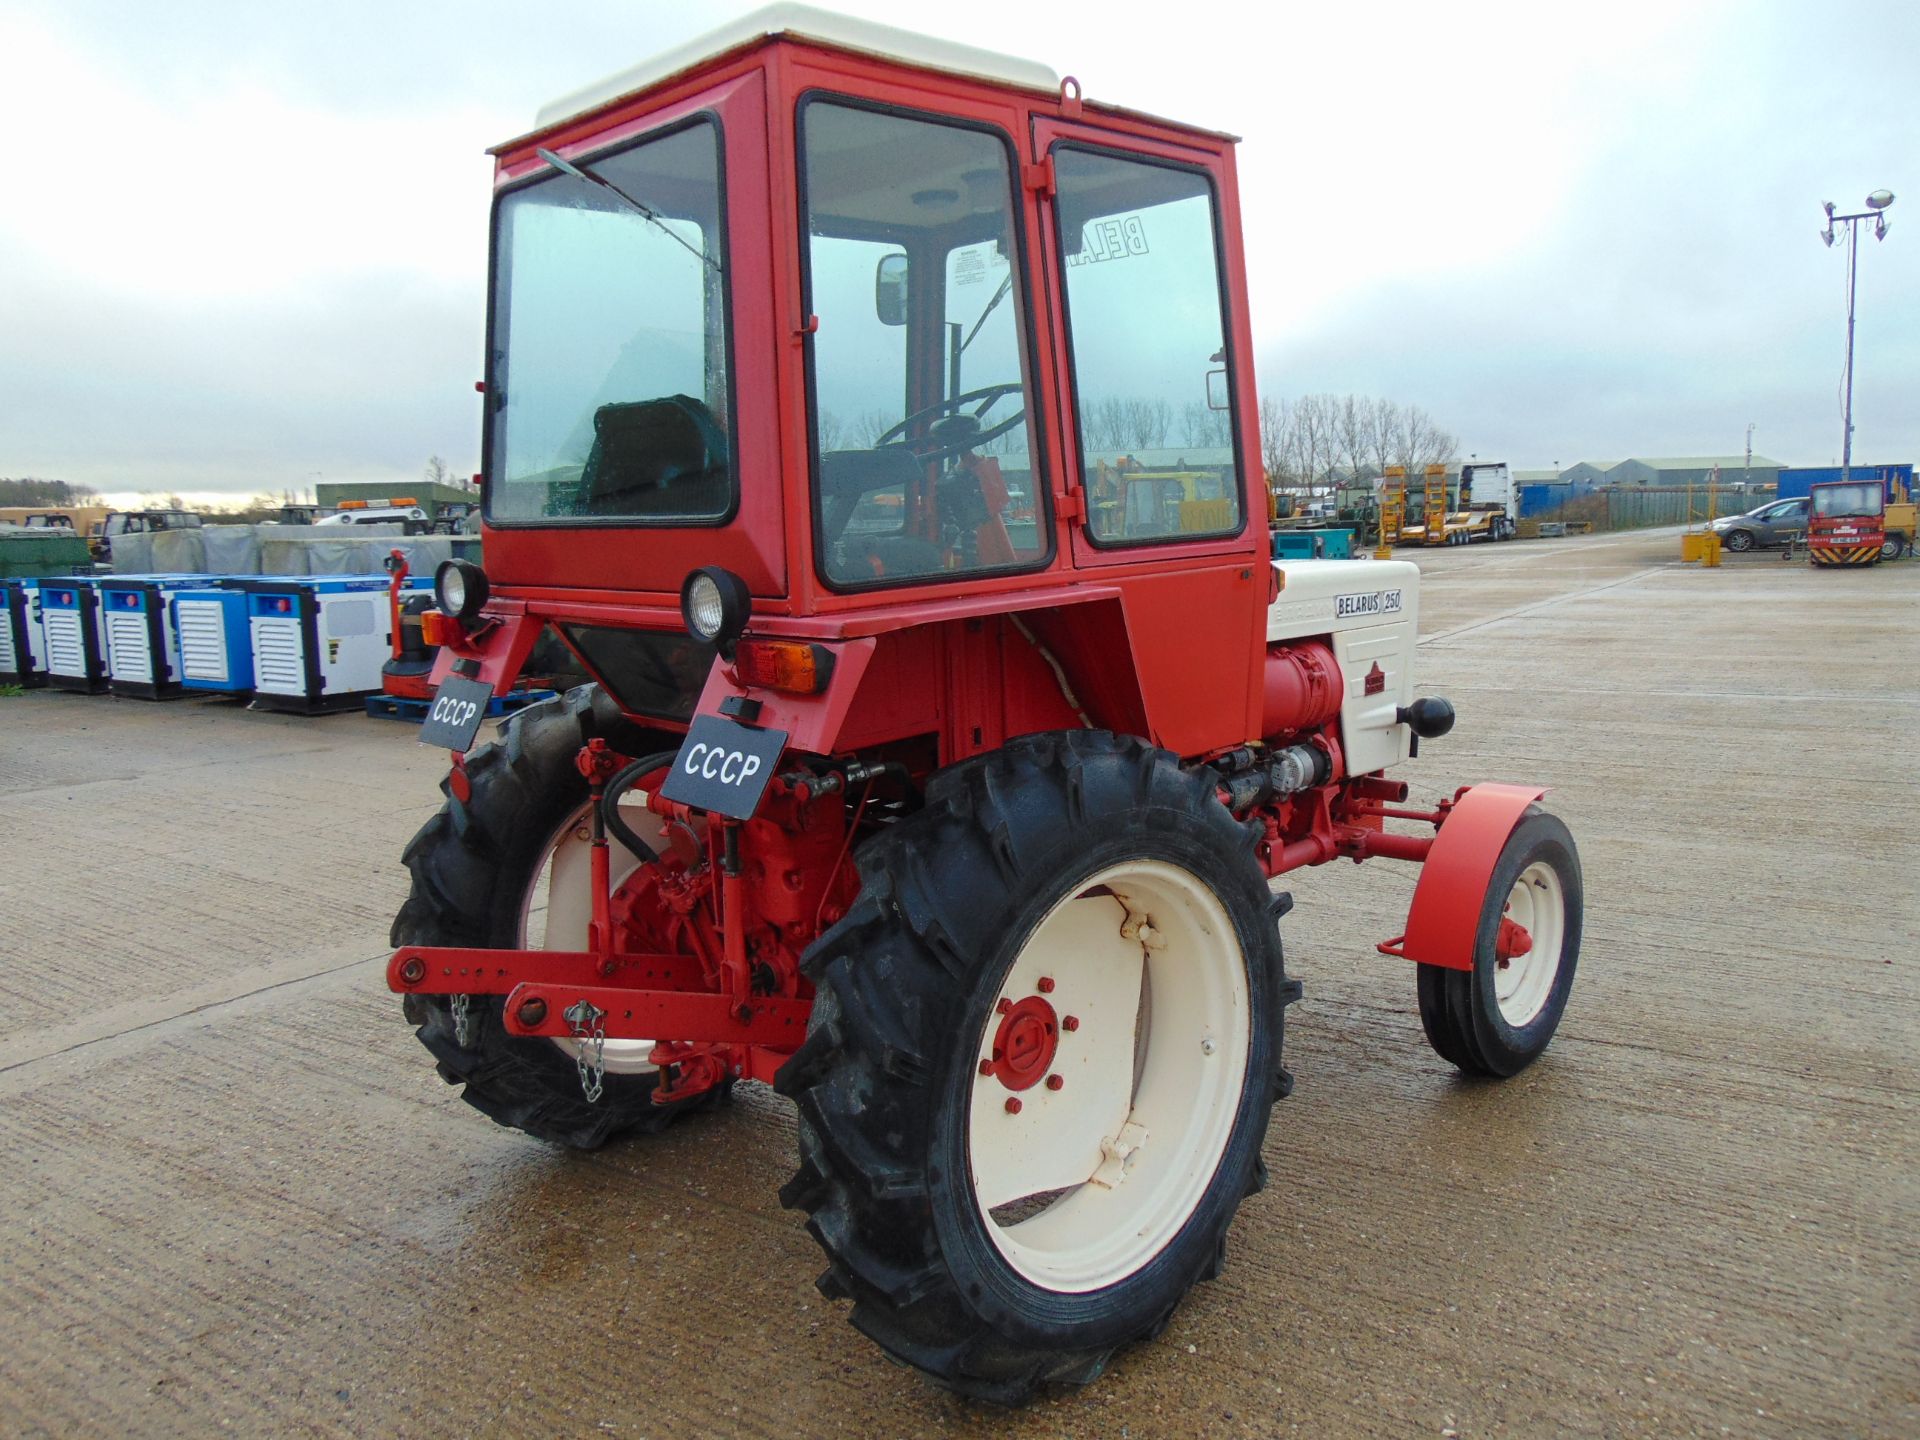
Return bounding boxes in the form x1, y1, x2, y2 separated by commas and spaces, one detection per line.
1004, 1097, 1022, 1115
1046, 1075, 1064, 1091
516, 996, 548, 1028
398, 956, 425, 986
979, 1059, 994, 1077
1062, 1015, 1080, 1031
1036, 976, 1056, 993
996, 998, 1013, 1015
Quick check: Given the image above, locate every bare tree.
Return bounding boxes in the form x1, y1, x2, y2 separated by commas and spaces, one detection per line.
424, 455, 454, 488
1181, 400, 1232, 448
852, 409, 897, 446
1366, 398, 1401, 482
1084, 395, 1132, 450
1259, 395, 1289, 486
1284, 393, 1339, 495
1122, 397, 1174, 449
1390, 404, 1458, 477
817, 409, 847, 451
1335, 395, 1373, 490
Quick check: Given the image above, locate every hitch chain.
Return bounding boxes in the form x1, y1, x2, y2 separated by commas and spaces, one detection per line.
565, 999, 608, 1104
450, 992, 475, 1049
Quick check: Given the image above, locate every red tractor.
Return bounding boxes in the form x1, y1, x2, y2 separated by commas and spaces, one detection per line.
387, 6, 1583, 1403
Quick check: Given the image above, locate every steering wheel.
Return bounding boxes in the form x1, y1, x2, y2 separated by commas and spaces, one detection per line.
873, 382, 1025, 464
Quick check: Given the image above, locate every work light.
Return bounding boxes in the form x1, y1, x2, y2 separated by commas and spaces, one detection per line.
681, 566, 750, 656
434, 559, 489, 623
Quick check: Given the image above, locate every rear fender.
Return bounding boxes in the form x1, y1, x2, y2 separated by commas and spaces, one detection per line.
690, 637, 878, 756
1390, 782, 1546, 971
427, 607, 542, 695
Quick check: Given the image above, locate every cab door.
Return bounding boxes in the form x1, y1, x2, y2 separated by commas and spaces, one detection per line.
1029, 115, 1267, 751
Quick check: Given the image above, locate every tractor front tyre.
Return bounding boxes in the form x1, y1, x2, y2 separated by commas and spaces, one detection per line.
776, 732, 1293, 1404
1417, 809, 1582, 1078
390, 685, 728, 1149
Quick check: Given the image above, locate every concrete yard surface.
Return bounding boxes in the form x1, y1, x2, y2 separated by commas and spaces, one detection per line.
1, 529, 1915, 1438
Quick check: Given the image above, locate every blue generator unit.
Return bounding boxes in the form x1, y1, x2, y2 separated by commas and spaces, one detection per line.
98, 575, 214, 699
38, 577, 110, 693
170, 584, 256, 696
237, 575, 395, 714
0, 578, 50, 688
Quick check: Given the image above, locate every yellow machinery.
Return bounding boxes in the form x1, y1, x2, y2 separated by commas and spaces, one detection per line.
1377, 467, 1406, 558
1392, 465, 1452, 545
1680, 466, 1723, 566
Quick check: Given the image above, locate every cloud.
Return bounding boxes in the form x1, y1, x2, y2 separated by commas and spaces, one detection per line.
1, 0, 1913, 495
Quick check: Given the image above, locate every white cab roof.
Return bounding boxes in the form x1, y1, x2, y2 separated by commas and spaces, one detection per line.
532, 3, 1062, 131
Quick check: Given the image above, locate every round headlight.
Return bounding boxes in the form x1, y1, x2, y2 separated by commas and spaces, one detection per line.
434, 559, 487, 622
680, 566, 750, 654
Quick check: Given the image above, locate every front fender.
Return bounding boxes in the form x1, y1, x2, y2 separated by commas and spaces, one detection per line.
1392, 782, 1546, 971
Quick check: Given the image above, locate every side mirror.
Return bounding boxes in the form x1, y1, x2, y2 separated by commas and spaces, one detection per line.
874, 252, 909, 326
1205, 367, 1230, 412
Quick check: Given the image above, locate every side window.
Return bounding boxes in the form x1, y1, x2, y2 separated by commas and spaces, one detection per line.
800, 100, 1048, 589
1053, 148, 1240, 545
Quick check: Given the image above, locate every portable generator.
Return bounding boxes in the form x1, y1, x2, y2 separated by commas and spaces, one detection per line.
237, 575, 395, 714
170, 583, 256, 696
0, 577, 50, 688
38, 577, 110, 693
98, 575, 213, 699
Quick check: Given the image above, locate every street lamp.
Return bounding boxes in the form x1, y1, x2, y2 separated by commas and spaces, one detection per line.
1820, 189, 1895, 481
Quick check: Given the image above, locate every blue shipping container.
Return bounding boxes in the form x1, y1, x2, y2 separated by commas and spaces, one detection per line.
1775, 464, 1911, 502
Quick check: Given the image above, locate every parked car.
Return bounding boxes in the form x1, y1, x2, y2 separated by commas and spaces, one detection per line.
95, 508, 204, 559
313, 505, 431, 534
1711, 497, 1807, 552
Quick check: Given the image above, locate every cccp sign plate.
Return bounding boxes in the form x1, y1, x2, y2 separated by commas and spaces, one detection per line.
660, 713, 789, 820
416, 675, 494, 752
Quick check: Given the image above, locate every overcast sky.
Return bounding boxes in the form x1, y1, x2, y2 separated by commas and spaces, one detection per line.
2, 0, 1913, 505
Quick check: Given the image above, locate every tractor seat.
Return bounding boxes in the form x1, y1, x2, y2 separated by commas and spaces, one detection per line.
580, 395, 729, 515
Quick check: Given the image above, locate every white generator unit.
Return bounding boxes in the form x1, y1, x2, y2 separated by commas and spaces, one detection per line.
38, 577, 110, 693
99, 574, 213, 700
238, 575, 395, 714
0, 578, 50, 688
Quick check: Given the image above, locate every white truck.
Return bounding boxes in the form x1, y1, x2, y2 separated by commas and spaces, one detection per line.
1398, 461, 1518, 545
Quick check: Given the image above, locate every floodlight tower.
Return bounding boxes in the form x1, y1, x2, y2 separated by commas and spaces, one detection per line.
1821, 189, 1895, 481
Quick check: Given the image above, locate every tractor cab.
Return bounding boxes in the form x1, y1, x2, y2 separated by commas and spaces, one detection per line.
463, 4, 1265, 753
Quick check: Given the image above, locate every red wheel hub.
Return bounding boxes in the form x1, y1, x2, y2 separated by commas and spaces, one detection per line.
1494, 915, 1534, 965
984, 995, 1059, 1091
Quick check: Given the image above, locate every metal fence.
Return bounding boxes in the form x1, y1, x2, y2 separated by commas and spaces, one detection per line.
1527, 485, 1766, 532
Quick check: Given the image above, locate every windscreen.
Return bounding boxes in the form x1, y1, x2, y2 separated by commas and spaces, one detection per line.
488, 120, 732, 524
1811, 483, 1880, 519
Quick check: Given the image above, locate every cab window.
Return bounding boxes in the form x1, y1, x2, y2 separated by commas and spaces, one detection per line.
799, 99, 1048, 589
1053, 147, 1241, 545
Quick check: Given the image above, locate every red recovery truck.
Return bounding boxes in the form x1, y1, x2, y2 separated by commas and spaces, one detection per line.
383, 6, 1585, 1403
1806, 478, 1887, 566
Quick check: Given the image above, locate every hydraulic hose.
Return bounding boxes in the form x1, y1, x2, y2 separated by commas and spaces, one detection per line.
599, 750, 680, 865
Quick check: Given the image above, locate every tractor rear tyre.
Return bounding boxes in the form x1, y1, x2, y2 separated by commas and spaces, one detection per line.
391, 685, 728, 1148
777, 731, 1294, 1404
1417, 809, 1581, 1077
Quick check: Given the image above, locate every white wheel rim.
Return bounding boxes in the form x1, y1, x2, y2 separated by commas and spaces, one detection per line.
517, 790, 685, 1075
1492, 860, 1566, 1027
966, 860, 1251, 1293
